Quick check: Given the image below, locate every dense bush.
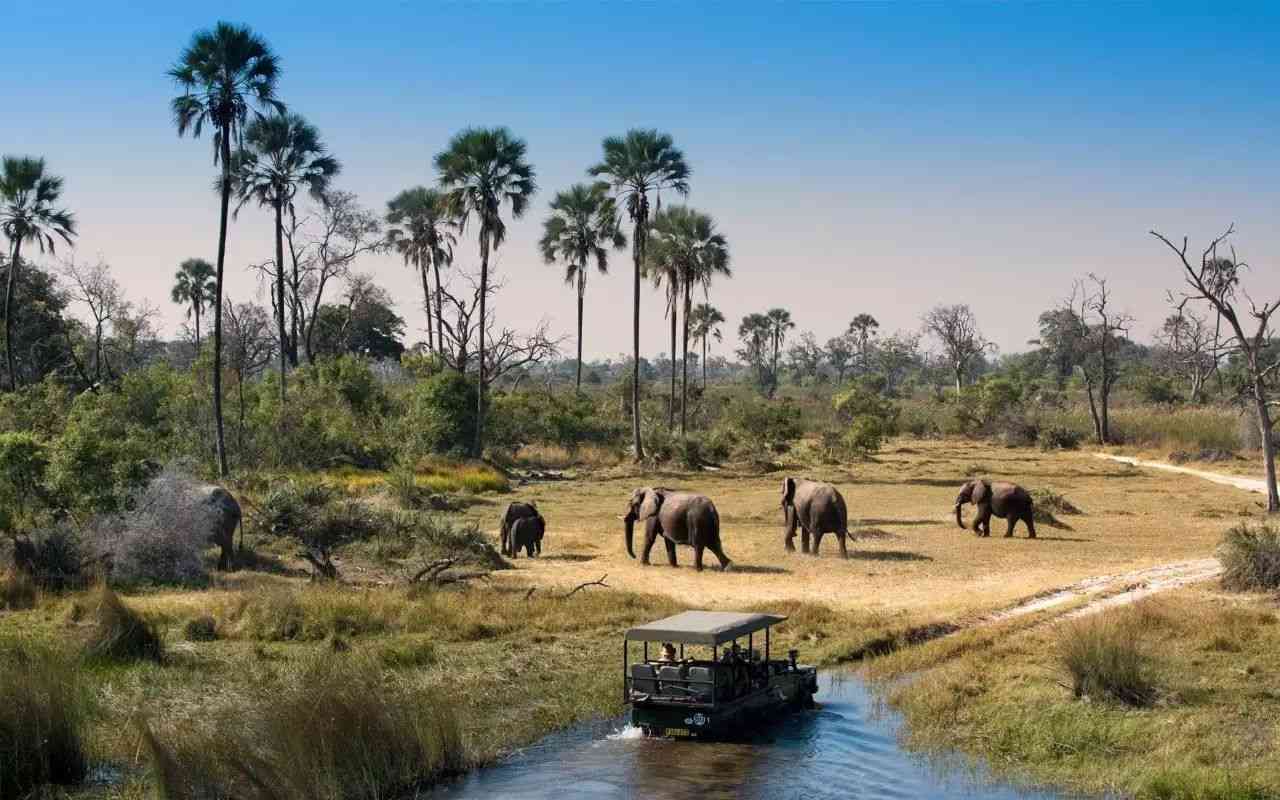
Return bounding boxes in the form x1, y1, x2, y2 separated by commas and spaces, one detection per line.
0, 432, 49, 531
1058, 616, 1155, 707
140, 654, 466, 800
1219, 522, 1280, 591
1037, 424, 1083, 451
397, 371, 478, 459
0, 644, 91, 799
0, 569, 37, 610
718, 397, 803, 464
16, 524, 88, 591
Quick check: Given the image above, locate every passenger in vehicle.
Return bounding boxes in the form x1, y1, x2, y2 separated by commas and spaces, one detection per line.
658, 642, 678, 663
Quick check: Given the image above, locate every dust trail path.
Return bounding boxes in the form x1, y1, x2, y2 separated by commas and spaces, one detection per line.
1095, 453, 1267, 494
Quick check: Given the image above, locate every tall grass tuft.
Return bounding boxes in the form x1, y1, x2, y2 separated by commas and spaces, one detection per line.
141, 654, 466, 800
1058, 616, 1156, 707
0, 644, 91, 798
0, 569, 37, 610
1219, 522, 1280, 591
83, 584, 164, 663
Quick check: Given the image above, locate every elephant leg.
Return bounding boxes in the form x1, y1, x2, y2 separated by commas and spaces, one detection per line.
694, 544, 705, 572
217, 545, 230, 572
500, 528, 509, 557
812, 530, 822, 556
836, 531, 849, 559
510, 538, 519, 559
710, 544, 732, 571
1025, 510, 1037, 539
1004, 516, 1016, 538
800, 528, 811, 554
641, 519, 660, 565
970, 511, 983, 537
664, 537, 678, 567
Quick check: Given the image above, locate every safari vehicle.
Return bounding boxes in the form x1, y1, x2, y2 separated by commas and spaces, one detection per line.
624, 611, 819, 739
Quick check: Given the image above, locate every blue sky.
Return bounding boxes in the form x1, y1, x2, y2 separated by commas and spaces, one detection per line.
3, 2, 1278, 359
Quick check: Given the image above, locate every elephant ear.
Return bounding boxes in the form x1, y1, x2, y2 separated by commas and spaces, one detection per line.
971, 480, 991, 505
639, 488, 665, 519
781, 477, 796, 506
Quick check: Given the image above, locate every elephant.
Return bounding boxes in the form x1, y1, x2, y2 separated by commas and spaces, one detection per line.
194, 485, 242, 570
499, 502, 542, 557
781, 477, 850, 558
955, 479, 1036, 539
508, 515, 545, 558
623, 487, 732, 572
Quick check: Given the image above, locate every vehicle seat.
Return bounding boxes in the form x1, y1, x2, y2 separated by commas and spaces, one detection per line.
631, 663, 658, 695
686, 666, 714, 703
657, 665, 686, 695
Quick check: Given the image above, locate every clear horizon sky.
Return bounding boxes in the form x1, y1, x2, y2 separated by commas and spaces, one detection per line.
4, 2, 1278, 362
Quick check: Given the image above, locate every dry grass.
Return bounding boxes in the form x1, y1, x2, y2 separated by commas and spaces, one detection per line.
0, 643, 91, 800
0, 568, 37, 610
1058, 616, 1156, 706
82, 584, 164, 663
316, 459, 510, 497
1219, 521, 1280, 591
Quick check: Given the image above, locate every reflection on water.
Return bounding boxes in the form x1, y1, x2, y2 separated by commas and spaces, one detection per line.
429, 673, 1065, 800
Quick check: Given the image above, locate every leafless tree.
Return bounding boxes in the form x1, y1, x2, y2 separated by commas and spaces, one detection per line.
1064, 274, 1131, 445
1152, 225, 1280, 511
436, 270, 562, 387
223, 299, 275, 452
60, 257, 158, 382
921, 304, 992, 391
1154, 309, 1217, 403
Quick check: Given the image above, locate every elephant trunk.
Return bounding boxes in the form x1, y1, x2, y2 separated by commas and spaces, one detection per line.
955, 503, 965, 529
624, 514, 637, 559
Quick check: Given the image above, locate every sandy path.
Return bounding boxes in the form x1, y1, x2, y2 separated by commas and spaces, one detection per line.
1095, 453, 1268, 494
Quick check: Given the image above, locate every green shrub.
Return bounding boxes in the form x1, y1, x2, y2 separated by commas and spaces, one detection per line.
397, 371, 478, 458
183, 615, 219, 642
375, 637, 439, 669
978, 377, 1022, 422
843, 414, 887, 455
1038, 424, 1083, 451
19, 524, 87, 591
83, 584, 164, 663
1058, 617, 1155, 707
0, 432, 49, 529
1219, 522, 1280, 591
384, 463, 424, 508
721, 397, 803, 461
896, 401, 940, 438
0, 644, 91, 798
140, 654, 466, 800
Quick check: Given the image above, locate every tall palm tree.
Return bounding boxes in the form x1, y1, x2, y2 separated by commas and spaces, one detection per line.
434, 127, 536, 457
766, 307, 795, 396
386, 187, 456, 358
170, 21, 283, 478
234, 111, 339, 402
689, 303, 725, 390
648, 206, 730, 436
538, 183, 625, 390
0, 157, 76, 391
589, 130, 690, 460
170, 257, 216, 348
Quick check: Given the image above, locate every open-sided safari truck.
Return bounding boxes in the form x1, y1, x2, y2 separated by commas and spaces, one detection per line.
624, 611, 819, 739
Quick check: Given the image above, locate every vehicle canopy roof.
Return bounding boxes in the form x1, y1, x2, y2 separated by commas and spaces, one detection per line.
625, 611, 787, 646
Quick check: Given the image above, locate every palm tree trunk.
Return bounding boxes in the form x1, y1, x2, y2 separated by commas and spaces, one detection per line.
702, 334, 708, 391
420, 263, 434, 354
274, 200, 287, 405
681, 281, 691, 438
212, 132, 232, 478
433, 259, 444, 362
576, 270, 585, 391
288, 251, 300, 366
669, 285, 677, 431
193, 302, 202, 350
631, 216, 645, 460
3, 240, 20, 391
475, 228, 489, 458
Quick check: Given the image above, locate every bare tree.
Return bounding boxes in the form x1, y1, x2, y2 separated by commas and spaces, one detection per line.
60, 257, 158, 382
1152, 225, 1280, 511
1064, 274, 1131, 445
436, 270, 562, 387
223, 299, 275, 453
921, 304, 992, 392
1154, 309, 1217, 404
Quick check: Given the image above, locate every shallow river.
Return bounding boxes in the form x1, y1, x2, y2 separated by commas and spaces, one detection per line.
429, 673, 1066, 800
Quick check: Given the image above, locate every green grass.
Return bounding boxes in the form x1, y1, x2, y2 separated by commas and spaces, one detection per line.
1218, 522, 1280, 591
1058, 616, 1156, 706
0, 643, 91, 800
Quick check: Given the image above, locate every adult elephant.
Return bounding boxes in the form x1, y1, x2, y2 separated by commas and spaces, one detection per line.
508, 515, 545, 558
623, 487, 732, 571
195, 485, 242, 570
955, 479, 1036, 539
781, 477, 850, 558
499, 501, 542, 557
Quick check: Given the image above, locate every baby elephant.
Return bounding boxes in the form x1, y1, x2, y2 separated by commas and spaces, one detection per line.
499, 501, 543, 557
955, 479, 1036, 539
508, 515, 545, 558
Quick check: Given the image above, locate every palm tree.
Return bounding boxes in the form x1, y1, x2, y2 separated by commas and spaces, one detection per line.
766, 308, 795, 396
538, 183, 625, 390
434, 127, 536, 457
589, 130, 690, 460
234, 111, 339, 402
0, 157, 76, 391
170, 21, 283, 478
386, 187, 456, 358
689, 303, 725, 391
649, 206, 730, 436
170, 257, 216, 348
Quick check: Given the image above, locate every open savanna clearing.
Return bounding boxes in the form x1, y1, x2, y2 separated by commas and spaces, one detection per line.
471, 438, 1258, 624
